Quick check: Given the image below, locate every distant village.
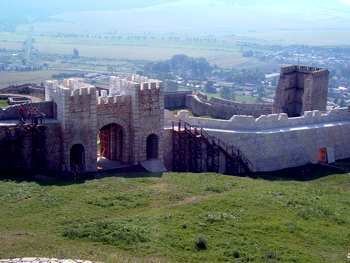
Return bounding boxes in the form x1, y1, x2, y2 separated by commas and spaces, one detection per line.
1, 42, 350, 108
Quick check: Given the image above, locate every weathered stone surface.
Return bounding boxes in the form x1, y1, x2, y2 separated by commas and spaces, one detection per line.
45, 76, 164, 171
273, 65, 329, 117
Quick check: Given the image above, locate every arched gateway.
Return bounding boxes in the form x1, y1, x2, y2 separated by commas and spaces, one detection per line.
99, 123, 125, 161
45, 75, 165, 172
70, 144, 85, 171
146, 134, 158, 159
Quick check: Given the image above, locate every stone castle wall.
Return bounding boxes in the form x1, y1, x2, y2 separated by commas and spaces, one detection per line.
164, 91, 192, 109
164, 91, 272, 119
0, 121, 62, 172
163, 107, 350, 172
0, 101, 55, 120
1, 83, 45, 97
186, 95, 272, 119
44, 122, 62, 171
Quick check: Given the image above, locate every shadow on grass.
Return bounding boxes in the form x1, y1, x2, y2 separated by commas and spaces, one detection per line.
0, 165, 163, 186
249, 163, 345, 182
1, 161, 347, 186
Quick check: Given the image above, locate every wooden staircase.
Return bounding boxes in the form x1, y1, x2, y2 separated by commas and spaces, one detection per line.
172, 120, 253, 175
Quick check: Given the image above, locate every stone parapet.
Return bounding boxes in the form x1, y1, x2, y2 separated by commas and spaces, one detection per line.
0, 101, 54, 120
165, 107, 350, 131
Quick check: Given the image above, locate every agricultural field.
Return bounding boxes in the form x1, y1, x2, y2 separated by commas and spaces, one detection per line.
0, 164, 349, 263
0, 71, 81, 87
0, 31, 278, 70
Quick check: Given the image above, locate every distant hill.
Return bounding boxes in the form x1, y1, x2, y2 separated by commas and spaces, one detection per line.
0, 0, 181, 32
3, 0, 350, 34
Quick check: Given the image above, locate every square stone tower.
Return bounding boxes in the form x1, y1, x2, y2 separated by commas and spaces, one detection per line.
273, 65, 329, 117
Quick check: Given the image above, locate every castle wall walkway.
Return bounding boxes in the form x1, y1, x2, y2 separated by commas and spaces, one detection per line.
163, 107, 350, 172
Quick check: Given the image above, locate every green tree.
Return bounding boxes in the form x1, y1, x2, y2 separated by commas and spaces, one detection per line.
220, 86, 235, 101
205, 81, 216, 93
73, 48, 79, 58
340, 99, 346, 107
165, 80, 179, 92
256, 86, 266, 102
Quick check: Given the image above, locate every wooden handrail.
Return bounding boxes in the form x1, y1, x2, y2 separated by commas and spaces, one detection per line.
172, 120, 253, 172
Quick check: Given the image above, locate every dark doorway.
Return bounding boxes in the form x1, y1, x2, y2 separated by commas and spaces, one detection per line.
147, 134, 158, 159
70, 144, 85, 171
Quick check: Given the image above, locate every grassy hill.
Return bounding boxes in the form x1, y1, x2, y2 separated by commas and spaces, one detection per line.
0, 165, 349, 262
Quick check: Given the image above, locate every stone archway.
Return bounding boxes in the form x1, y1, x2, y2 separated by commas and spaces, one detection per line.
142, 130, 163, 162
97, 116, 129, 163
70, 144, 85, 171
147, 134, 158, 159
99, 123, 125, 161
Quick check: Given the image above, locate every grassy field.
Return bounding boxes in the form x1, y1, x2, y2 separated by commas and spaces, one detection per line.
0, 71, 83, 88
0, 165, 349, 263
0, 99, 9, 108
0, 32, 279, 70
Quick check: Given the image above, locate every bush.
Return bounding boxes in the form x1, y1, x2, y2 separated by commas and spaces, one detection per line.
263, 250, 280, 260
194, 236, 207, 250
232, 249, 240, 258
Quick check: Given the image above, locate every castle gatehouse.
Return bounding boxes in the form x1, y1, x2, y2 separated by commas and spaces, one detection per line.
1, 66, 349, 174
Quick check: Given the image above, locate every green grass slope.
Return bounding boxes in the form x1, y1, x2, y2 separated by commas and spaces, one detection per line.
0, 167, 349, 262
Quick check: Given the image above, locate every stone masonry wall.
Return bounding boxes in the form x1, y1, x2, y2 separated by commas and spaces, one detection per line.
164, 107, 350, 172
0, 101, 55, 120
45, 77, 165, 171
43, 122, 62, 171
273, 65, 329, 117
164, 91, 273, 119
96, 95, 132, 164
186, 94, 272, 119
132, 82, 165, 164
46, 85, 98, 171
164, 91, 192, 109
0, 122, 61, 172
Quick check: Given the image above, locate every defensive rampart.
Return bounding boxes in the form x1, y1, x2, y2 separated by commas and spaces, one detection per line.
186, 94, 272, 119
163, 107, 350, 172
164, 91, 192, 108
0, 101, 55, 120
0, 120, 62, 172
164, 91, 272, 119
1, 83, 45, 97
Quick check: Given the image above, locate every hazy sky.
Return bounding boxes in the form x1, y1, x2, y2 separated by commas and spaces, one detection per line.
2, 0, 350, 34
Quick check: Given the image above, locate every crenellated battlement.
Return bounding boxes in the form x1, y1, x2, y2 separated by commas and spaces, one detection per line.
280, 65, 325, 75
45, 79, 95, 99
109, 75, 163, 96
165, 107, 350, 131
46, 76, 164, 108
97, 95, 131, 105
